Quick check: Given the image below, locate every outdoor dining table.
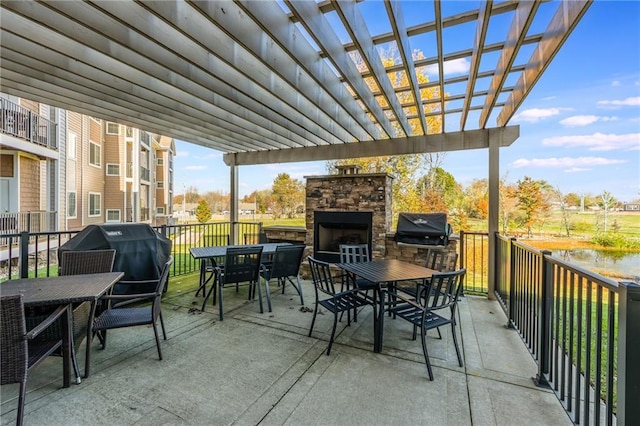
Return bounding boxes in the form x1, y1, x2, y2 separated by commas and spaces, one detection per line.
190, 242, 291, 296
0, 272, 124, 386
336, 259, 436, 353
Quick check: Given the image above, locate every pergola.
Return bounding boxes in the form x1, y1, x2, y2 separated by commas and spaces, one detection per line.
0, 0, 592, 292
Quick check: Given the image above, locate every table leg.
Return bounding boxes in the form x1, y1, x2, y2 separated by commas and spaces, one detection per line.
374, 288, 385, 353
61, 305, 72, 388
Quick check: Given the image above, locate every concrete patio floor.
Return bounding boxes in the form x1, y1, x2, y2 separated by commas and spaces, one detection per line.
1, 273, 572, 425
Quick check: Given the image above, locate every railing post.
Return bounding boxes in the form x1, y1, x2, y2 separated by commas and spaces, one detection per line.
160, 224, 167, 237
20, 231, 29, 278
617, 281, 640, 425
459, 230, 466, 295
507, 237, 517, 328
534, 250, 553, 388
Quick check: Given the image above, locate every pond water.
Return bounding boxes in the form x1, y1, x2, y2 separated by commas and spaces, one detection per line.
549, 249, 640, 281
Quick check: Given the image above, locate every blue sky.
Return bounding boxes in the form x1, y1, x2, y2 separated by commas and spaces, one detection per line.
174, 1, 640, 202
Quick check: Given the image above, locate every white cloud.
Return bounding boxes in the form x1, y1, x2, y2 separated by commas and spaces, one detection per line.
185, 165, 207, 171
207, 153, 222, 159
542, 96, 557, 101
542, 132, 640, 151
425, 58, 470, 77
559, 115, 617, 127
511, 157, 626, 168
174, 151, 189, 157
611, 80, 621, 87
513, 107, 571, 123
564, 167, 591, 173
597, 96, 640, 107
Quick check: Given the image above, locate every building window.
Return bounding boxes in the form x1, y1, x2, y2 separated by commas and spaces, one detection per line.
88, 193, 101, 216
68, 132, 77, 159
157, 181, 164, 189
106, 163, 120, 176
106, 122, 119, 135
67, 192, 77, 218
157, 158, 164, 166
106, 209, 121, 222
157, 207, 165, 214
89, 142, 101, 167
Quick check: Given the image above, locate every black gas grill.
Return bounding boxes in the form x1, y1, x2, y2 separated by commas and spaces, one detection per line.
394, 213, 451, 246
59, 223, 172, 294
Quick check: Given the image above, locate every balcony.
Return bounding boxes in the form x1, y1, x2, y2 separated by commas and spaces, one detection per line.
0, 98, 57, 150
140, 166, 150, 181
0, 272, 576, 425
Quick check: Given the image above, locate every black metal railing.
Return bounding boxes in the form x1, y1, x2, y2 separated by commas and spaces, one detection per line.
494, 234, 639, 425
0, 211, 57, 235
0, 221, 263, 281
0, 98, 57, 149
459, 230, 489, 295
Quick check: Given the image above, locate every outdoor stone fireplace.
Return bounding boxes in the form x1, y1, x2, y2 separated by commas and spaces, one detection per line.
305, 165, 393, 261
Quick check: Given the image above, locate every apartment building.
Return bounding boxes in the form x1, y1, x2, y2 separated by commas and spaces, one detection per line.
0, 94, 174, 233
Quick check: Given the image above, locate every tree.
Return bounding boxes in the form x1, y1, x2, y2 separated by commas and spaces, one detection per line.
515, 177, 551, 237
598, 190, 617, 232
272, 173, 304, 219
202, 190, 229, 213
195, 199, 211, 223
555, 186, 572, 237
499, 180, 519, 235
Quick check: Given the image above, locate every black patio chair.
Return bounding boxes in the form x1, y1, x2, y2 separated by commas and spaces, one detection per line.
88, 256, 173, 376
387, 268, 466, 380
307, 257, 374, 355
260, 244, 305, 311
197, 234, 230, 297
202, 246, 264, 320
1, 294, 67, 426
396, 248, 459, 299
338, 244, 377, 321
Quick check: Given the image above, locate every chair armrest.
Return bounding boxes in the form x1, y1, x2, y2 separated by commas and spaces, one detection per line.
101, 292, 157, 301
25, 305, 68, 340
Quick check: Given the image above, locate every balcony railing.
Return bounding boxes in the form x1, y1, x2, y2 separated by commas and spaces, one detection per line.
0, 98, 57, 150
0, 211, 57, 236
494, 234, 638, 425
140, 166, 150, 181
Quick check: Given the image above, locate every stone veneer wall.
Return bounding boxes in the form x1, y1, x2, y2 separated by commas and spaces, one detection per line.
305, 172, 393, 259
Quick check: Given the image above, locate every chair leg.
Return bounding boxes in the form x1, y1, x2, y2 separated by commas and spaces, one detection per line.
17, 380, 26, 426
159, 310, 167, 340
218, 281, 224, 320
71, 346, 82, 384
202, 276, 218, 312
256, 279, 264, 313
152, 322, 163, 360
308, 300, 319, 337
451, 322, 463, 367
264, 278, 272, 312
420, 326, 434, 381
326, 312, 339, 355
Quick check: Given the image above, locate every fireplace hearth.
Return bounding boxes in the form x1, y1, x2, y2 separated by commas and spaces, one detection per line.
313, 211, 372, 263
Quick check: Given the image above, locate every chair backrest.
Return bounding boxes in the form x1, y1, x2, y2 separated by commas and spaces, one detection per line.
425, 249, 458, 272
222, 246, 263, 285
0, 295, 27, 385
339, 244, 370, 264
244, 232, 268, 245
59, 249, 116, 276
268, 245, 305, 279
419, 268, 466, 313
152, 256, 174, 320
308, 257, 337, 296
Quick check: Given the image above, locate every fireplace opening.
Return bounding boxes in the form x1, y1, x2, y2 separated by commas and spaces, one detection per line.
313, 211, 372, 263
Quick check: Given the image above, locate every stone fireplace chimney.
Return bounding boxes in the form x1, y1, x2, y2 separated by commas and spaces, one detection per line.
305, 165, 393, 260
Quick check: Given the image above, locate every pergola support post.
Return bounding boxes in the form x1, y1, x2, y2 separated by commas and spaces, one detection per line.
487, 131, 500, 299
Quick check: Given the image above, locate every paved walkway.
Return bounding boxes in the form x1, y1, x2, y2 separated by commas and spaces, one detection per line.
1, 275, 571, 425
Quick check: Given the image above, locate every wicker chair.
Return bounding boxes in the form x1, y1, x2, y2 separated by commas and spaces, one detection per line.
88, 256, 173, 376
59, 249, 116, 381
1, 295, 67, 426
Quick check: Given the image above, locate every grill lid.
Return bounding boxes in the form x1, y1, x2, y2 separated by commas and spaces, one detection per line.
394, 213, 451, 246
